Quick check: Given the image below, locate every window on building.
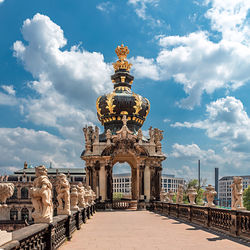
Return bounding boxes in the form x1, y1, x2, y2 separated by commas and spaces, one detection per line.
21, 208, 29, 221
21, 187, 29, 199
10, 208, 18, 220
10, 187, 18, 199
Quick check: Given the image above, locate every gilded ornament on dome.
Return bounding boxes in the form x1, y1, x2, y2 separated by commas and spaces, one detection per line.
133, 93, 142, 115
96, 96, 102, 117
144, 98, 150, 118
115, 44, 129, 60
113, 60, 132, 72
113, 44, 132, 72
106, 92, 116, 114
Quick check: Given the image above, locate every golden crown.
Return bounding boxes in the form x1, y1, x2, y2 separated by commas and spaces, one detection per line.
113, 44, 132, 72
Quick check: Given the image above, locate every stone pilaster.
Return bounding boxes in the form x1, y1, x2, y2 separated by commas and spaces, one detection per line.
99, 163, 107, 201
144, 164, 150, 201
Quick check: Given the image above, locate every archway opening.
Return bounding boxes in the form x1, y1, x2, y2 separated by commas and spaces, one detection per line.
112, 162, 132, 200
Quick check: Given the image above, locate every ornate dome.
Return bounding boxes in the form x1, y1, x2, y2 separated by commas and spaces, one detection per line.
96, 44, 150, 135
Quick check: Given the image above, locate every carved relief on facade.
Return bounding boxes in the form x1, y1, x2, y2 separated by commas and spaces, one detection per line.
30, 165, 53, 223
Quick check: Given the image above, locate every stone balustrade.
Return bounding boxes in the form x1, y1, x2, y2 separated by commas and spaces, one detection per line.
0, 204, 95, 250
150, 201, 250, 241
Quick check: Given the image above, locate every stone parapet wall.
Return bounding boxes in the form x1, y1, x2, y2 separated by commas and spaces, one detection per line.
151, 201, 250, 241
0, 204, 95, 250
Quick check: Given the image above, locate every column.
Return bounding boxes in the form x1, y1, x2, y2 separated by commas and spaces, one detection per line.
106, 165, 112, 201
140, 166, 145, 198
144, 164, 150, 201
85, 167, 89, 186
93, 167, 97, 192
136, 167, 140, 200
99, 163, 107, 201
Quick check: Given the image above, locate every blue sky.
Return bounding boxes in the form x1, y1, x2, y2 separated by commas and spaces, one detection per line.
0, 0, 250, 184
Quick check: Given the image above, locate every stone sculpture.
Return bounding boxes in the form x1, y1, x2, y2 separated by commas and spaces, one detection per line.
30, 165, 53, 223
167, 190, 175, 203
160, 189, 169, 202
230, 176, 245, 210
77, 182, 86, 208
70, 185, 79, 211
204, 184, 217, 207
56, 173, 71, 215
0, 183, 14, 204
187, 187, 197, 205
176, 184, 184, 204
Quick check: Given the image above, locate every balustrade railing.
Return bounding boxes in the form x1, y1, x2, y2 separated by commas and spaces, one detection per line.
0, 204, 95, 250
151, 201, 250, 241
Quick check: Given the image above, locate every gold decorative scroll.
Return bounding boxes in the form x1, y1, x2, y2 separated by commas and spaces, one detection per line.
133, 93, 142, 115
106, 92, 116, 114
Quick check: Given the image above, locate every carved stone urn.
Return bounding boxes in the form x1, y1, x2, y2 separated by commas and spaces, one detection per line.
70, 186, 79, 211
187, 187, 197, 205
204, 184, 217, 207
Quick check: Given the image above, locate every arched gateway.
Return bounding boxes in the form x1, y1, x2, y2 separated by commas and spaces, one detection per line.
81, 45, 166, 208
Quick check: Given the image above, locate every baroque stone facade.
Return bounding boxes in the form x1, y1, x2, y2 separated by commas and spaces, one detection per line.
81, 45, 166, 205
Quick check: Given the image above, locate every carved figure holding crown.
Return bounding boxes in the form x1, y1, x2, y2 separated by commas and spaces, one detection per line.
56, 173, 71, 215
30, 165, 53, 223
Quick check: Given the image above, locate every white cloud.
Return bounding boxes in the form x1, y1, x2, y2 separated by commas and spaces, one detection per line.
1, 85, 16, 95
0, 92, 18, 106
0, 0, 4, 4
128, 0, 162, 26
0, 127, 83, 174
131, 1, 250, 109
96, 1, 115, 13
12, 13, 112, 141
171, 96, 250, 165
13, 13, 113, 109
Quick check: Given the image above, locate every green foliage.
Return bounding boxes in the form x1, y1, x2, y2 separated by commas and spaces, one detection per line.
243, 186, 250, 210
172, 193, 176, 203
113, 192, 123, 200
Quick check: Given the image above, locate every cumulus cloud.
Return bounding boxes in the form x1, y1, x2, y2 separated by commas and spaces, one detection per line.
12, 13, 112, 141
96, 1, 115, 13
128, 0, 162, 26
13, 13, 112, 108
172, 96, 250, 163
0, 127, 83, 174
1, 85, 16, 95
131, 1, 250, 109
0, 0, 4, 4
0, 92, 18, 106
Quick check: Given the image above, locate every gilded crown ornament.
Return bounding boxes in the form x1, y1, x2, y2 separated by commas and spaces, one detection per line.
113, 44, 132, 72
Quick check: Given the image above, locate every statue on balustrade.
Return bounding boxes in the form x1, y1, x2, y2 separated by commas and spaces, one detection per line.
70, 185, 79, 211
84, 186, 93, 206
176, 184, 184, 204
56, 173, 71, 215
77, 182, 86, 208
0, 183, 14, 204
30, 165, 53, 223
187, 187, 197, 205
230, 176, 245, 210
204, 184, 217, 207
160, 189, 168, 202
167, 190, 175, 203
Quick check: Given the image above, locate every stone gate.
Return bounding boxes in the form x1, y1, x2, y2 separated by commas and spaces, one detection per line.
81, 44, 166, 207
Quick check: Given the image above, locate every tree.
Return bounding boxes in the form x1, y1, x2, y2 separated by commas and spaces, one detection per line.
243, 186, 250, 210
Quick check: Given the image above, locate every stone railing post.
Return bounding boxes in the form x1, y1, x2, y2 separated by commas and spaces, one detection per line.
189, 205, 192, 222
65, 215, 72, 241
76, 211, 80, 230
230, 210, 240, 236
176, 204, 180, 218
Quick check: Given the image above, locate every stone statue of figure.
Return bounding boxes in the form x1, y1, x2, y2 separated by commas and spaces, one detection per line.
94, 126, 99, 143
30, 165, 53, 223
0, 183, 14, 203
230, 176, 245, 210
167, 190, 175, 203
56, 173, 71, 215
160, 188, 169, 202
204, 184, 217, 207
176, 184, 184, 204
70, 185, 79, 211
137, 129, 143, 143
77, 182, 86, 208
187, 187, 197, 205
149, 126, 154, 143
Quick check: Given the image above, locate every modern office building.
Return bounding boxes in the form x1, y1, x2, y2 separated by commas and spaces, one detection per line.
113, 173, 185, 198
218, 175, 250, 207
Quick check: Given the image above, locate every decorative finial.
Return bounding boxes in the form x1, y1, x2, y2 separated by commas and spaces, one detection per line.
24, 161, 28, 169
113, 44, 132, 72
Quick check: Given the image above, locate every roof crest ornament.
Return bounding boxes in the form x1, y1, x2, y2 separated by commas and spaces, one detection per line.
113, 44, 132, 72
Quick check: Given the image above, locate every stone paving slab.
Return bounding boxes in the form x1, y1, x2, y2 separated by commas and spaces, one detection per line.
60, 211, 249, 250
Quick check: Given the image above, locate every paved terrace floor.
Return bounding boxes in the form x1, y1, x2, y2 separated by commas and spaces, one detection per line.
60, 211, 249, 250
